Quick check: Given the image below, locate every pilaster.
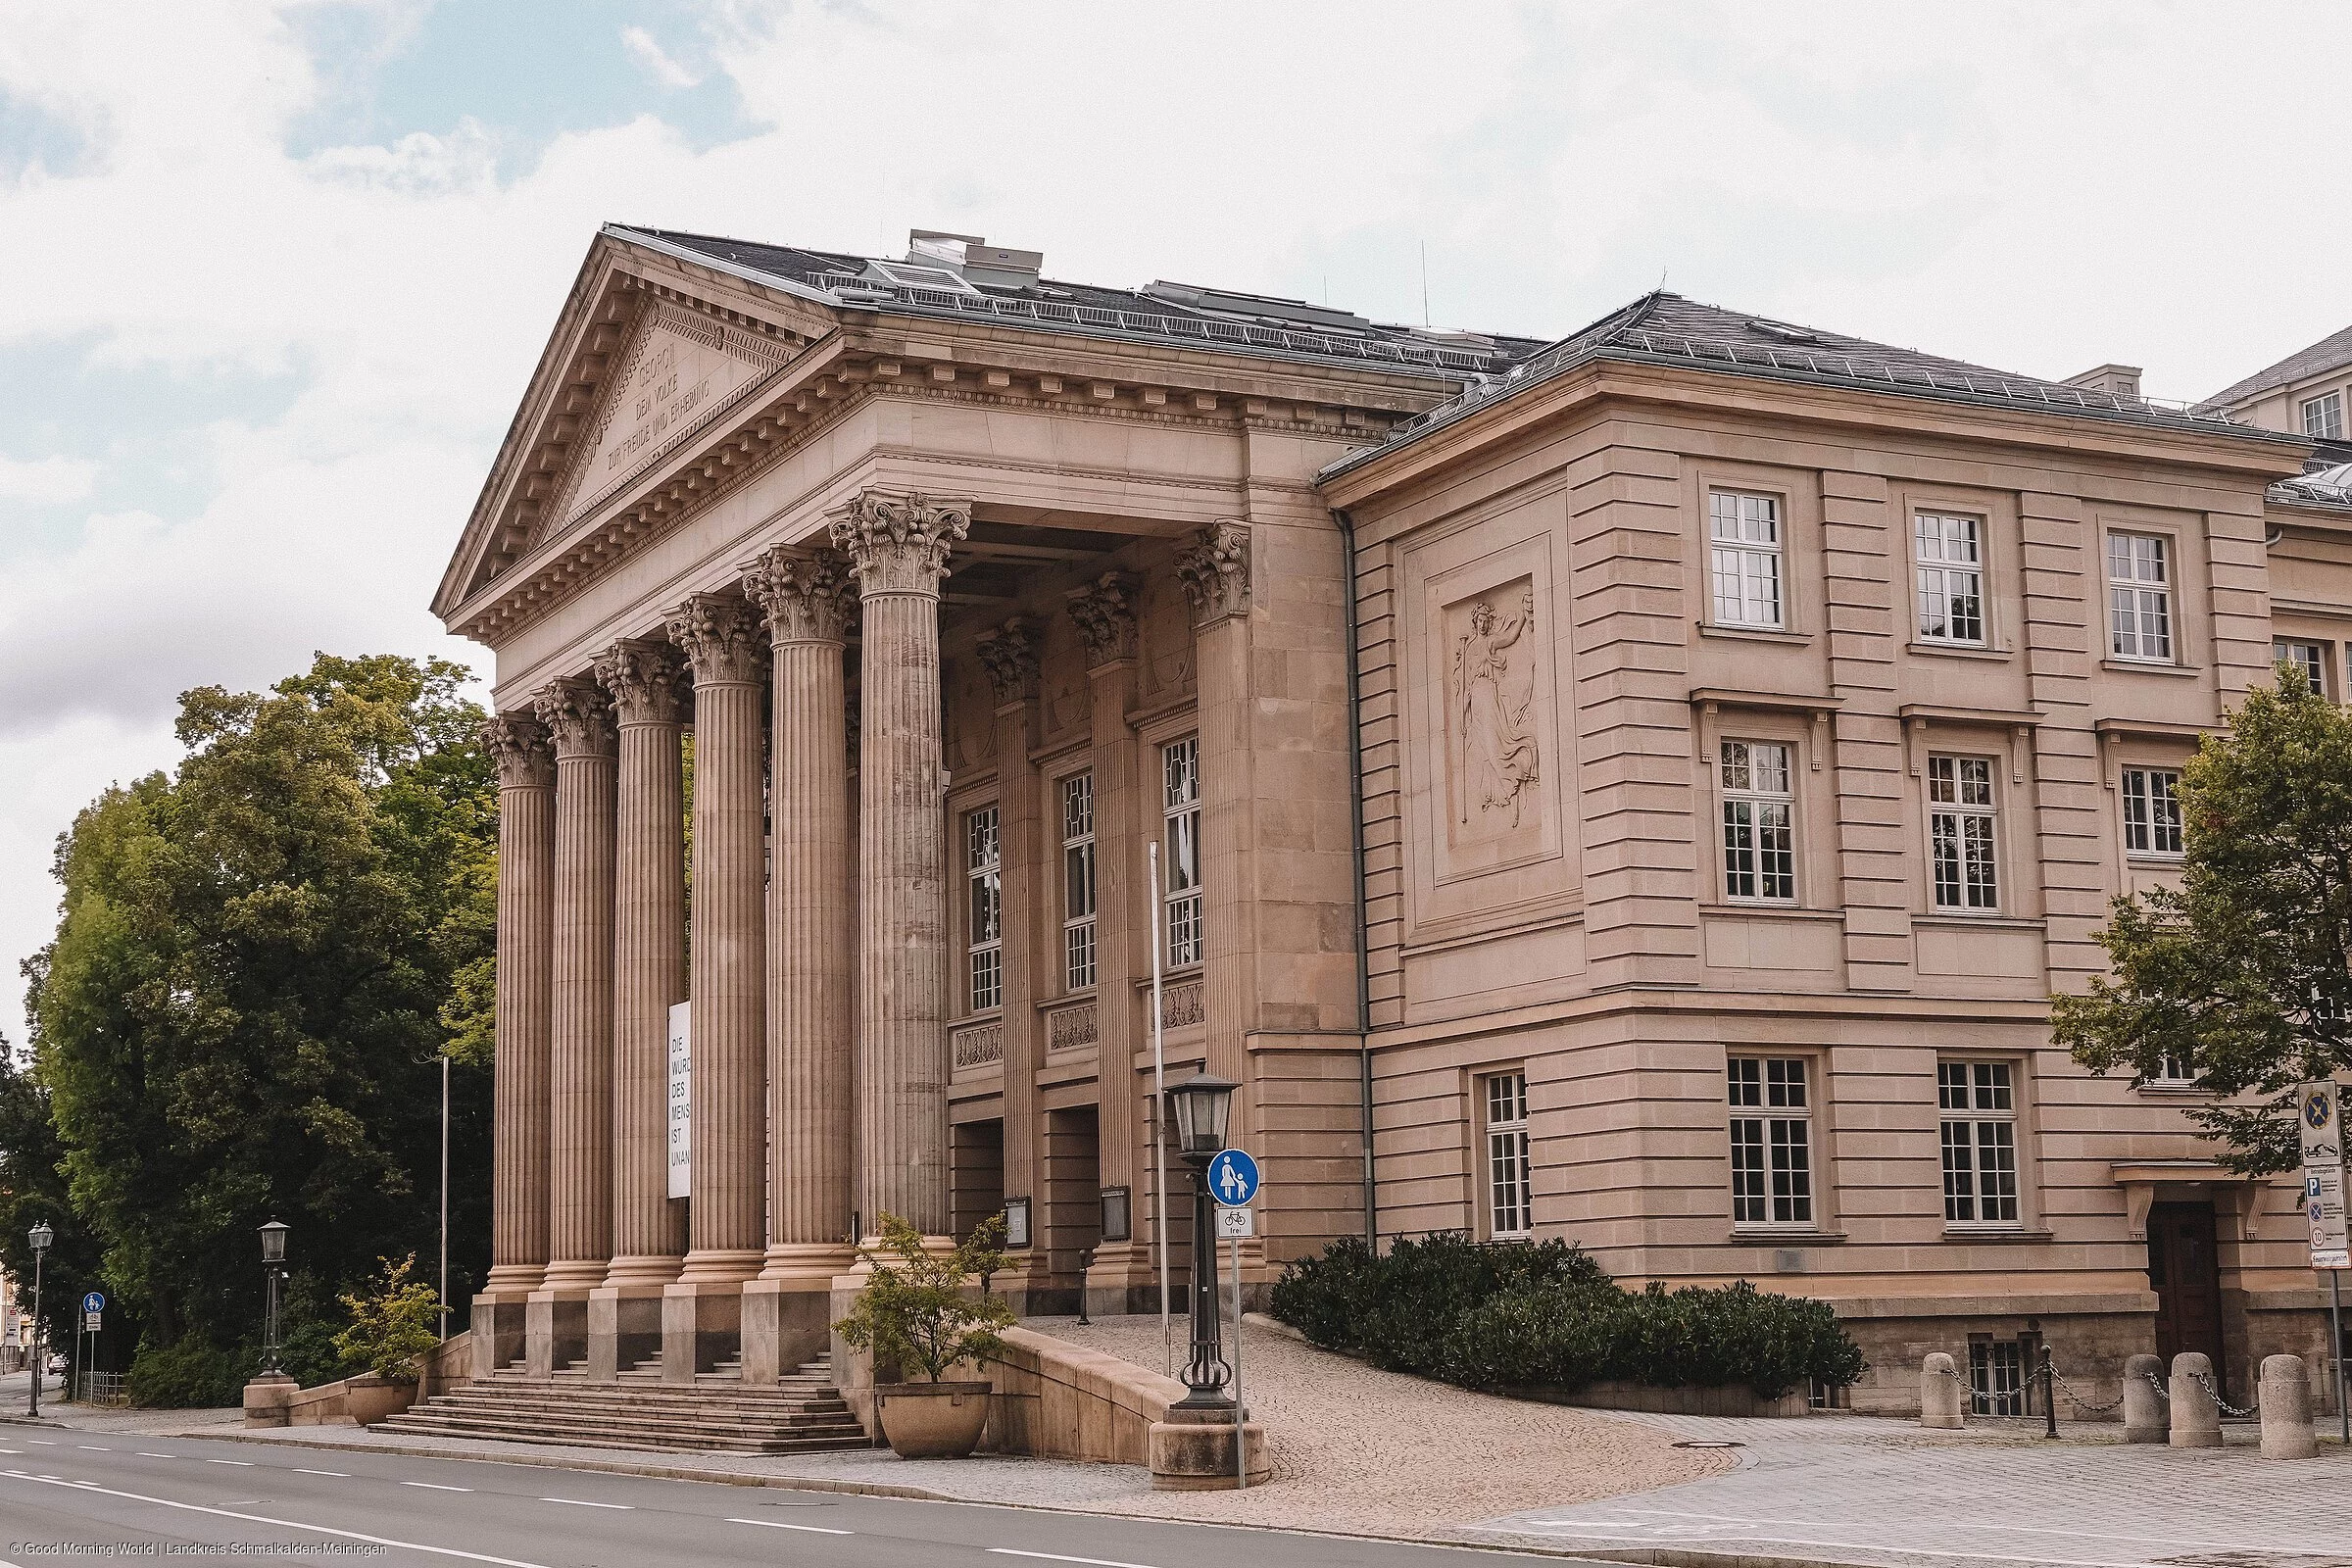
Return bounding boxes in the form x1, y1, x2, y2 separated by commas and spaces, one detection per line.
978, 615, 1050, 1307
477, 711, 554, 1373
1822, 468, 1915, 991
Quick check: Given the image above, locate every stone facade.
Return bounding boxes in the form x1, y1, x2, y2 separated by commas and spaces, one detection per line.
437, 226, 2346, 1413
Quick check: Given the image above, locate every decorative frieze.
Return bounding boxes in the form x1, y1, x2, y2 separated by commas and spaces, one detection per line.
664, 593, 767, 685
481, 711, 556, 789
976, 616, 1041, 704
532, 676, 616, 759
829, 490, 971, 598
951, 1020, 1005, 1070
1157, 978, 1205, 1030
592, 638, 688, 726
742, 544, 858, 645
1065, 570, 1140, 667
1046, 1000, 1099, 1053
1174, 519, 1250, 626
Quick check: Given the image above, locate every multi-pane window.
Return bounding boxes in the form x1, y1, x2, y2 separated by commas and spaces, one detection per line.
2107, 532, 2173, 662
1728, 1056, 1814, 1228
1720, 740, 1795, 903
1928, 756, 2000, 911
1915, 514, 1985, 645
1484, 1071, 1532, 1240
1939, 1061, 2021, 1226
1162, 737, 1202, 967
2275, 638, 2326, 695
2119, 767, 2182, 858
1060, 773, 1097, 991
964, 805, 1002, 1012
1969, 1341, 2026, 1416
2304, 390, 2346, 441
1709, 491, 1784, 629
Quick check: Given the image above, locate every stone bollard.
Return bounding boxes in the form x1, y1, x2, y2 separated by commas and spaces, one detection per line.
2169, 1351, 2223, 1447
2122, 1353, 2167, 1444
241, 1372, 296, 1429
1920, 1352, 1965, 1429
2259, 1354, 2315, 1459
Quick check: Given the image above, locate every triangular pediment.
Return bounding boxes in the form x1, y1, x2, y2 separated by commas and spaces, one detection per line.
535, 298, 795, 545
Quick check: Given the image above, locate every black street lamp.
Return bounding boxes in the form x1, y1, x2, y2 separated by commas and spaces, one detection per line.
258, 1220, 288, 1375
25, 1222, 51, 1418
1165, 1071, 1238, 1410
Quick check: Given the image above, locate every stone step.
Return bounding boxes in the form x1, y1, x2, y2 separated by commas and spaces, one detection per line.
389, 1354, 870, 1456
386, 1408, 866, 1442
375, 1416, 869, 1456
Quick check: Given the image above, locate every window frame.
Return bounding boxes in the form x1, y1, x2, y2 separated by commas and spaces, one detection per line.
1707, 489, 1787, 631
2274, 636, 2328, 697
963, 803, 1003, 1015
2118, 765, 2183, 861
1938, 1058, 2024, 1231
1479, 1069, 1533, 1241
1160, 736, 1202, 970
1719, 738, 1797, 905
2105, 530, 2175, 664
1926, 754, 2001, 913
1913, 511, 1988, 648
1059, 770, 1098, 993
2303, 389, 2345, 441
1727, 1054, 1817, 1231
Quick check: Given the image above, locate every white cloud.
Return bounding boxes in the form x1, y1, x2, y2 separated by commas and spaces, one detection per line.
621, 24, 700, 89
0, 454, 98, 505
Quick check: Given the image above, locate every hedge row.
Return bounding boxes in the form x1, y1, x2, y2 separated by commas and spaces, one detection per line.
1270, 1232, 1864, 1400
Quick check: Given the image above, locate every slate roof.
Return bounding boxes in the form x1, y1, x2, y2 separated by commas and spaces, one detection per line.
1323, 291, 2296, 481
2204, 324, 2352, 411
611, 225, 1549, 380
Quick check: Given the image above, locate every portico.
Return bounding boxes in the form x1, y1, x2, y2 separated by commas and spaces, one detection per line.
434, 224, 1473, 1382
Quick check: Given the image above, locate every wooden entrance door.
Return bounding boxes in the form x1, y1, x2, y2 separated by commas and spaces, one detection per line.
2147, 1200, 2227, 1392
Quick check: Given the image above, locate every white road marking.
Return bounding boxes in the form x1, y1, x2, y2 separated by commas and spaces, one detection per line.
295, 1468, 350, 1477
206, 1458, 254, 1466
76, 1445, 109, 1450
727, 1517, 854, 1536
0, 1448, 21, 1454
26, 1440, 54, 1446
1523, 1502, 2274, 1557
0, 1469, 555, 1568
540, 1496, 630, 1510
134, 1452, 174, 1459
987, 1552, 1165, 1568
402, 1480, 472, 1492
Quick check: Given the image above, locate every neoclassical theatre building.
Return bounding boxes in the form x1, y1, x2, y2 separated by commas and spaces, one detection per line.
437, 224, 2349, 1412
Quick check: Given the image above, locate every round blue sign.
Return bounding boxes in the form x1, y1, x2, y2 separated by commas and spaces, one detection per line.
1207, 1149, 1261, 1207
81, 1292, 105, 1314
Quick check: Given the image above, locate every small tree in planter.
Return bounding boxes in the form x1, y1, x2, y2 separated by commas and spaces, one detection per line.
835, 1211, 1015, 1458
332, 1254, 441, 1424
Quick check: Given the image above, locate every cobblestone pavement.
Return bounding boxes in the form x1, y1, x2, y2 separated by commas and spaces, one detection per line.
1476, 1408, 2352, 1568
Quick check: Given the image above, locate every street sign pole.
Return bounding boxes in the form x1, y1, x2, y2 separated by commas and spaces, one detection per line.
2333, 1268, 2349, 1446
1148, 842, 1171, 1378
1230, 1218, 1245, 1490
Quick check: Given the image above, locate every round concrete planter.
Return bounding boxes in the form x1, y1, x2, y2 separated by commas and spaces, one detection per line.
875, 1381, 992, 1458
343, 1375, 418, 1426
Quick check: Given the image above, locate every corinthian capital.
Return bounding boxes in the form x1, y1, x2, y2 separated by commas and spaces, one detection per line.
827, 490, 971, 598
1174, 519, 1250, 628
1064, 570, 1139, 668
976, 616, 1041, 704
742, 544, 858, 644
480, 711, 555, 789
592, 638, 688, 726
663, 593, 767, 685
531, 676, 616, 760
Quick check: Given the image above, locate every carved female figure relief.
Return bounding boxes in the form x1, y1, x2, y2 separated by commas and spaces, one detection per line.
1453, 586, 1540, 827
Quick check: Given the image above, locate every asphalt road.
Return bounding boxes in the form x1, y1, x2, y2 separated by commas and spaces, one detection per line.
0, 1428, 1595, 1567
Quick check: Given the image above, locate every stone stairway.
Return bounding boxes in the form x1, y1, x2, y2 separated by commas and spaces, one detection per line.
377, 1352, 871, 1455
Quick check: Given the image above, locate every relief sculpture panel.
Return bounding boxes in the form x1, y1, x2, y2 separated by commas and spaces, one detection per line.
1450, 581, 1541, 834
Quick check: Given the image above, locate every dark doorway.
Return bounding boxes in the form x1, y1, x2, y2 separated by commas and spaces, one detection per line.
2147, 1200, 2227, 1394
951, 1118, 1005, 1241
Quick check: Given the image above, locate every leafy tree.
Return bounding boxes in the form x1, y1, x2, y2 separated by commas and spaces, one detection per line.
834, 1211, 1015, 1381
21, 654, 496, 1358
2052, 671, 2352, 1173
334, 1253, 442, 1381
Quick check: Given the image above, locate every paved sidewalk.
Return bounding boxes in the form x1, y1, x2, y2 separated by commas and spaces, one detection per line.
1477, 1408, 2352, 1568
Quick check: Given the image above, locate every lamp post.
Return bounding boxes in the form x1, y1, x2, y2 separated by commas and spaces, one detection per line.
1165, 1071, 1238, 1410
26, 1222, 51, 1418
258, 1220, 288, 1376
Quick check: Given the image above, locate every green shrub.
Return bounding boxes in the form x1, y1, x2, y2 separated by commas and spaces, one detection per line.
127, 1339, 258, 1408
335, 1255, 442, 1382
1274, 1236, 1865, 1400
277, 1319, 357, 1389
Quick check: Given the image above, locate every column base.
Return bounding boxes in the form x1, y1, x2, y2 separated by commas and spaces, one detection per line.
586, 1284, 668, 1381
1082, 1240, 1167, 1318
524, 1285, 593, 1378
1149, 1404, 1270, 1490
661, 1278, 748, 1383
742, 1245, 856, 1383
984, 1250, 1057, 1318
469, 1289, 533, 1376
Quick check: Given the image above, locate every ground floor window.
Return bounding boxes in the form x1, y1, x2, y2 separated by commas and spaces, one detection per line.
1939, 1060, 2021, 1227
1482, 1071, 1532, 1239
1969, 1340, 2026, 1416
1728, 1055, 1814, 1228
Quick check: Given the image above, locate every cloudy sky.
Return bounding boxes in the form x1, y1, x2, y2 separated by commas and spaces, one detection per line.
3, 0, 2349, 1049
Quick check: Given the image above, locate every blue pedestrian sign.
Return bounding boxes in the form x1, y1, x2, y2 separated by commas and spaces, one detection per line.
1208, 1149, 1260, 1207
81, 1292, 105, 1315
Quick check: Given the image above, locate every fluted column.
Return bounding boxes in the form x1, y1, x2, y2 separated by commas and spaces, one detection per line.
534, 677, 618, 1296
832, 492, 970, 1238
665, 593, 769, 1285
481, 713, 555, 1301
594, 639, 690, 1285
